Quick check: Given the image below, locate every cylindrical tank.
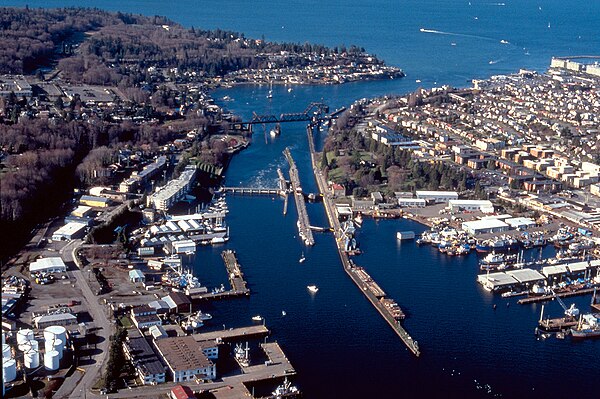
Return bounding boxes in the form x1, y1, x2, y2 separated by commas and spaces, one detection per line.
3, 358, 17, 382
16, 329, 34, 345
43, 326, 67, 343
18, 339, 39, 352
2, 343, 11, 359
24, 349, 40, 369
43, 350, 60, 371
53, 341, 64, 359
44, 337, 63, 353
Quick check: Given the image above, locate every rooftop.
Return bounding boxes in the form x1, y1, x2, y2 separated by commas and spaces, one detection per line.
154, 335, 212, 372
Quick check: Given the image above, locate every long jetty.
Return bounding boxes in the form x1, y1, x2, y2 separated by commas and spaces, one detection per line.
283, 147, 315, 246
517, 286, 598, 304
222, 249, 250, 293
306, 126, 420, 356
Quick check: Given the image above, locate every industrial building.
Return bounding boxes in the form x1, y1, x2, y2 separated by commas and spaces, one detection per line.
415, 191, 459, 203
461, 219, 510, 235
80, 195, 111, 208
153, 336, 216, 382
29, 257, 67, 274
71, 205, 93, 218
397, 198, 426, 208
162, 292, 192, 314
33, 312, 77, 329
122, 333, 166, 385
129, 269, 146, 283
448, 200, 494, 214
148, 167, 197, 211
131, 305, 162, 330
51, 222, 88, 241
504, 217, 536, 230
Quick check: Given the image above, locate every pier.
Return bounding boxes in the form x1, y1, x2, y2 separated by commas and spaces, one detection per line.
517, 287, 598, 304
222, 249, 250, 293
192, 325, 270, 343
307, 126, 419, 357
283, 147, 314, 246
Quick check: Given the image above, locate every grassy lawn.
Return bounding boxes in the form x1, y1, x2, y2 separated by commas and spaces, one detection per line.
118, 316, 133, 328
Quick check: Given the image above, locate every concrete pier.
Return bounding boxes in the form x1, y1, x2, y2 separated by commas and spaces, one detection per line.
307, 126, 420, 357
283, 147, 314, 246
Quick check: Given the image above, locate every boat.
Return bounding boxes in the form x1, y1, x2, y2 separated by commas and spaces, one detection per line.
500, 39, 509, 44
281, 310, 287, 316
354, 213, 363, 227
287, 87, 293, 93
570, 314, 600, 338
476, 236, 520, 253
270, 123, 281, 137
272, 377, 299, 398
307, 285, 319, 293
415, 79, 422, 83
252, 315, 263, 322
299, 253, 306, 263
234, 342, 250, 367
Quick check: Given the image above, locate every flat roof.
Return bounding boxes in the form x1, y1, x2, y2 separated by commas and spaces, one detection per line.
505, 217, 536, 226
34, 312, 77, 323
416, 190, 459, 197
462, 219, 509, 229
53, 222, 87, 236
506, 269, 546, 283
481, 214, 513, 220
449, 200, 493, 206
566, 261, 588, 273
477, 272, 518, 287
154, 336, 212, 372
30, 257, 67, 272
80, 195, 109, 203
542, 265, 568, 277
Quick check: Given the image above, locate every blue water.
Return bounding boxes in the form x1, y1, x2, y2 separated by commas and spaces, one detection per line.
6, 0, 600, 397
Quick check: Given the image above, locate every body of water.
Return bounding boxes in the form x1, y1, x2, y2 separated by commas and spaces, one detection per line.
5, 1, 599, 397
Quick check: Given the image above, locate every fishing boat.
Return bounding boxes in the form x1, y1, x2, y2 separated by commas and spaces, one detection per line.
234, 342, 251, 367
476, 236, 520, 253
307, 285, 319, 293
272, 377, 299, 398
570, 314, 600, 338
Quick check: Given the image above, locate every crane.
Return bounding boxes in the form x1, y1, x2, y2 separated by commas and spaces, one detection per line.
551, 288, 580, 319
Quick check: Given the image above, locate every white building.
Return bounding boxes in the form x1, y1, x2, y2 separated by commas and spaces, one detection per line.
505, 217, 536, 230
448, 200, 494, 214
397, 198, 426, 208
29, 257, 67, 274
416, 191, 459, 203
52, 222, 88, 241
148, 167, 197, 211
462, 219, 510, 235
154, 336, 216, 382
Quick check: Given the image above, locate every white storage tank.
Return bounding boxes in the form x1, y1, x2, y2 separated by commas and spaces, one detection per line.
43, 326, 67, 343
45, 337, 63, 353
16, 329, 34, 345
44, 350, 60, 371
3, 357, 17, 382
24, 348, 40, 369
2, 343, 12, 359
52, 339, 64, 359
18, 339, 39, 352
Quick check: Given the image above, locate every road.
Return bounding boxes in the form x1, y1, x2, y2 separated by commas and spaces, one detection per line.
56, 239, 112, 399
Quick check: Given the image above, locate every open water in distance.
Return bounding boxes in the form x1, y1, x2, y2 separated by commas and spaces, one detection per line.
5, 0, 600, 397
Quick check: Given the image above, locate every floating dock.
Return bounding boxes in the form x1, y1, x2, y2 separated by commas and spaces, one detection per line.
517, 287, 598, 304
283, 147, 314, 246
222, 249, 249, 293
307, 126, 419, 357
223, 186, 282, 196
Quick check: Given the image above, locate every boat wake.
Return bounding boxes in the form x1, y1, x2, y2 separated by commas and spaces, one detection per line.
419, 28, 496, 42
488, 59, 501, 65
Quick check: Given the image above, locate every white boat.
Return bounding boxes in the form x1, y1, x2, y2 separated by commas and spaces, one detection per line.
299, 253, 306, 263
500, 39, 509, 44
252, 315, 263, 322
287, 87, 293, 92
281, 310, 287, 316
234, 342, 250, 367
415, 79, 422, 83
307, 285, 319, 293
267, 89, 273, 99
272, 377, 299, 398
